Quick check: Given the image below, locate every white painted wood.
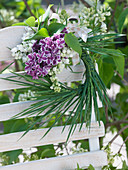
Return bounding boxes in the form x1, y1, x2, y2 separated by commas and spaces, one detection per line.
0, 101, 35, 121
0, 97, 77, 121
88, 92, 104, 170
0, 151, 107, 170
95, 63, 102, 108
0, 122, 104, 152
0, 26, 25, 61
0, 64, 84, 91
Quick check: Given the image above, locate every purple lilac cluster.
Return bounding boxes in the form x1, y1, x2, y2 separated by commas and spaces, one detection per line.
25, 32, 67, 79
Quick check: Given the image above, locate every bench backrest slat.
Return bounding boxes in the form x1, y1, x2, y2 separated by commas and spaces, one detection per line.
0, 64, 84, 91
0, 26, 25, 61
0, 122, 104, 152
0, 151, 107, 170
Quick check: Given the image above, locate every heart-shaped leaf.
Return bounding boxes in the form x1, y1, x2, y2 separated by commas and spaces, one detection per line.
48, 23, 65, 35
13, 16, 35, 27
25, 28, 49, 41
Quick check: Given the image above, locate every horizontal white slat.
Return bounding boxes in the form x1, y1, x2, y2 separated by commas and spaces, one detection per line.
0, 122, 104, 152
0, 64, 84, 91
0, 151, 107, 170
0, 26, 26, 61
0, 101, 35, 121
0, 98, 76, 121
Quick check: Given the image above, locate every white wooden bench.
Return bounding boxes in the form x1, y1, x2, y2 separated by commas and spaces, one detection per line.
0, 26, 107, 170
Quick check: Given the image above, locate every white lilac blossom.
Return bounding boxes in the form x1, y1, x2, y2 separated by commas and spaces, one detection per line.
79, 4, 111, 32
18, 90, 35, 102
0, 9, 18, 28
11, 27, 36, 62
25, 29, 79, 92
61, 46, 80, 66
67, 22, 92, 42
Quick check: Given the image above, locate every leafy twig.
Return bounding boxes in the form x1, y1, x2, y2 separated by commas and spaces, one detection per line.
114, 70, 128, 85
123, 113, 128, 120
106, 120, 128, 127
44, 0, 56, 13
79, 0, 91, 8
106, 112, 128, 127
107, 125, 128, 146
108, 0, 120, 31
23, 0, 36, 18
64, 143, 69, 155
0, 18, 5, 28
14, 60, 20, 72
118, 136, 128, 153
104, 94, 109, 125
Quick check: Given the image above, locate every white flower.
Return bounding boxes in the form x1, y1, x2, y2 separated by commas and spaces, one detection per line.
106, 11, 111, 16
50, 86, 54, 89
11, 47, 18, 54
101, 22, 107, 32
72, 52, 80, 66
18, 90, 35, 102
50, 13, 61, 23
17, 44, 24, 52
64, 58, 70, 64
67, 22, 91, 42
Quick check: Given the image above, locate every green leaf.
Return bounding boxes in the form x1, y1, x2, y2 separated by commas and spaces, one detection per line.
122, 160, 128, 169
31, 145, 55, 159
112, 50, 125, 78
3, 119, 28, 134
25, 28, 49, 40
64, 33, 82, 56
118, 7, 128, 33
48, 23, 65, 35
36, 4, 53, 23
41, 148, 55, 158
4, 149, 22, 164
76, 163, 81, 170
25, 16, 36, 27
98, 60, 114, 86
87, 164, 95, 170
12, 22, 28, 26
13, 16, 35, 27
76, 163, 84, 170
0, 95, 10, 104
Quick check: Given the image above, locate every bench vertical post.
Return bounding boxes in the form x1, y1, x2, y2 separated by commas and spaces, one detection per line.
89, 99, 101, 170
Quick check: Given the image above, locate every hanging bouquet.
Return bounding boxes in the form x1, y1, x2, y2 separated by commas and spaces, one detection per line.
5, 3, 125, 140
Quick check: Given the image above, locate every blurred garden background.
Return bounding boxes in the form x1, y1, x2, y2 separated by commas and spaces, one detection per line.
0, 0, 128, 169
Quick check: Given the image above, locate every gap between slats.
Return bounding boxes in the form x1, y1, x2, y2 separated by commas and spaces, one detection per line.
0, 122, 104, 152
0, 151, 107, 170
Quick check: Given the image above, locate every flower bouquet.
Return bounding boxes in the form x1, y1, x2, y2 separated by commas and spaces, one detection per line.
4, 2, 124, 140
